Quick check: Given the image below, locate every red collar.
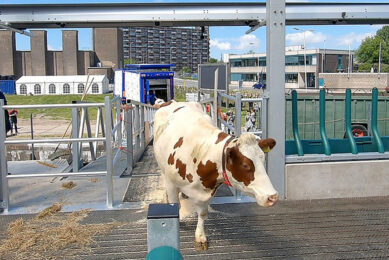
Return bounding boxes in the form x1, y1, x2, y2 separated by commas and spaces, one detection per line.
221, 136, 235, 187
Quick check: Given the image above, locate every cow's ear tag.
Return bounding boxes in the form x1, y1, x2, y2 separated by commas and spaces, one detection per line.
262, 147, 271, 153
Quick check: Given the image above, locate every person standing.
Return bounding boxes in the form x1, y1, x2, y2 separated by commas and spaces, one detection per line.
0, 90, 11, 134
9, 108, 18, 135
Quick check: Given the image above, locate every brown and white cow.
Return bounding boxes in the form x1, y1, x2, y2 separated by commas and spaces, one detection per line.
153, 100, 278, 250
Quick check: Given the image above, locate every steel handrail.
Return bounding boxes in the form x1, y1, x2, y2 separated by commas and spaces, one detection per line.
5, 137, 105, 145
371, 88, 385, 153
2, 103, 104, 109
7, 171, 107, 179
319, 89, 331, 155
291, 90, 304, 156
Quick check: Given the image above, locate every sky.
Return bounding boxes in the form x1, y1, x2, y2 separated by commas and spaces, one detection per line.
4, 0, 389, 59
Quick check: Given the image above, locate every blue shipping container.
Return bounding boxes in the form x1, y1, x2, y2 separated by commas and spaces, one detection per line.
0, 80, 16, 94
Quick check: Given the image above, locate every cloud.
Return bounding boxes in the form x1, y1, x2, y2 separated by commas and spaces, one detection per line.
210, 39, 231, 50
336, 32, 374, 46
286, 31, 326, 45
47, 44, 61, 51
235, 34, 260, 50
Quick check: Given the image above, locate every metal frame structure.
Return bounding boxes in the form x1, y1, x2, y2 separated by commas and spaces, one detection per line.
0, 96, 157, 212
1, 2, 389, 28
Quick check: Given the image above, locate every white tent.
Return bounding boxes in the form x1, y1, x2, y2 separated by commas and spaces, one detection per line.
15, 75, 109, 95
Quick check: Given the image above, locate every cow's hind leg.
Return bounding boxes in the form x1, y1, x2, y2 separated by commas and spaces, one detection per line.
194, 202, 209, 251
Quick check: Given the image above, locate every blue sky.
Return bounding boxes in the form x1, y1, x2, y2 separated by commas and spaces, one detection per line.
4, 0, 389, 59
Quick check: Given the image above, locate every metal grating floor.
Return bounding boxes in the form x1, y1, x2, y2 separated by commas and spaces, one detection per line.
1, 196, 388, 259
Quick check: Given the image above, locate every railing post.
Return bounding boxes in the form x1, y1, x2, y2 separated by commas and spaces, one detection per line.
116, 99, 122, 147
234, 92, 242, 201
0, 100, 9, 212
217, 93, 222, 129
235, 92, 242, 137
134, 105, 140, 161
319, 89, 331, 155
72, 107, 80, 172
371, 88, 385, 153
345, 89, 358, 154
291, 90, 304, 156
125, 101, 133, 175
105, 96, 114, 208
140, 105, 145, 152
261, 94, 268, 139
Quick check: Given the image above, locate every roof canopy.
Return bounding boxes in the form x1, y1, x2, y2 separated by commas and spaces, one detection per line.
16, 75, 107, 84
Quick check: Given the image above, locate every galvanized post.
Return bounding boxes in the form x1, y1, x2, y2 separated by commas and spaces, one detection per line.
116, 100, 122, 147
213, 68, 219, 126
371, 88, 385, 153
134, 105, 140, 160
235, 92, 242, 137
217, 93, 222, 129
72, 107, 80, 172
319, 89, 331, 155
140, 105, 145, 152
345, 89, 358, 154
291, 90, 304, 156
266, 0, 286, 198
104, 96, 114, 208
234, 92, 242, 201
0, 100, 9, 212
147, 203, 180, 252
125, 102, 133, 175
84, 107, 96, 161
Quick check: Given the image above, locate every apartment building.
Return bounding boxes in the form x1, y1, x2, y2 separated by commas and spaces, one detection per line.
122, 27, 210, 72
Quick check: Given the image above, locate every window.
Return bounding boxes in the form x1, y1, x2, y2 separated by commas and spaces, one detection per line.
92, 83, 99, 93
20, 84, 27, 94
49, 84, 56, 94
34, 84, 41, 94
285, 73, 298, 83
338, 55, 343, 70
78, 83, 85, 94
63, 83, 70, 94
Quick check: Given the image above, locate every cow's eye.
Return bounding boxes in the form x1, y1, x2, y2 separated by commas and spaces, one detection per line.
242, 164, 250, 169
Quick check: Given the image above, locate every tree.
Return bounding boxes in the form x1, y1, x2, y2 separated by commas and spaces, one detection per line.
208, 58, 218, 63
179, 66, 192, 74
124, 58, 136, 65
355, 26, 389, 65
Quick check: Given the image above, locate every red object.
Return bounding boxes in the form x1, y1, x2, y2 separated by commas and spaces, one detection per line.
206, 104, 210, 112
222, 170, 232, 187
386, 86, 389, 93
353, 128, 365, 137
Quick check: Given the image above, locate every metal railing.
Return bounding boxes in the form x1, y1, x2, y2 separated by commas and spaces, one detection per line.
0, 96, 157, 212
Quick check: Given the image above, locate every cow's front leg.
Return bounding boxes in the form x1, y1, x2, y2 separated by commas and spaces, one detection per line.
165, 176, 179, 203
194, 202, 209, 250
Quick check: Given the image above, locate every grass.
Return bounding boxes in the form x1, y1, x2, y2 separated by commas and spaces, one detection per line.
5, 94, 112, 120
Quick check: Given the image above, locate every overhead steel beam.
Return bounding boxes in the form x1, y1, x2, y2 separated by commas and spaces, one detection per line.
0, 2, 389, 29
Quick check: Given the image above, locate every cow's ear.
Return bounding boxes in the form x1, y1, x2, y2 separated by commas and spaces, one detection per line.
258, 138, 276, 153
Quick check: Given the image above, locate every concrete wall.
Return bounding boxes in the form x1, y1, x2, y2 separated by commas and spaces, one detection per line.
78, 51, 95, 75
14, 51, 32, 78
30, 30, 48, 76
88, 67, 113, 82
93, 28, 123, 71
320, 73, 389, 90
62, 30, 79, 75
0, 30, 16, 76
285, 160, 389, 200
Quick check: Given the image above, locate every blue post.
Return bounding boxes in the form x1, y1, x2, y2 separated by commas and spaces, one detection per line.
291, 90, 304, 156
319, 89, 331, 155
345, 89, 358, 154
146, 80, 150, 103
371, 88, 385, 153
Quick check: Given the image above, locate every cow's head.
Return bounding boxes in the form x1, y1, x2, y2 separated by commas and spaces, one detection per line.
225, 133, 278, 207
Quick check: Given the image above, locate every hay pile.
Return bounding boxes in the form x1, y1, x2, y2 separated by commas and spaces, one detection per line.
0, 203, 118, 260
61, 181, 77, 189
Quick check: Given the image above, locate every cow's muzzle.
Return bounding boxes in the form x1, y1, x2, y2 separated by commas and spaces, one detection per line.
265, 193, 278, 207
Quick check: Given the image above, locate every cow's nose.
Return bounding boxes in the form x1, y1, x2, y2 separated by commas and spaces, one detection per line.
266, 193, 278, 206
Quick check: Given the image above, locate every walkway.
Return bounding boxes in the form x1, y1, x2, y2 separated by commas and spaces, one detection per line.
0, 196, 388, 259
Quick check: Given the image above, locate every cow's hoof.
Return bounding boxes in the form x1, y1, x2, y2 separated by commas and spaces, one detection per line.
194, 241, 208, 251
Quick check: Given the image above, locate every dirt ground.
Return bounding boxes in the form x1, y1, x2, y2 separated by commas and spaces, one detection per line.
7, 118, 98, 139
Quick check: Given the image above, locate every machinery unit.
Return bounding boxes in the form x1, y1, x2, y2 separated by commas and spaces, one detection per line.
114, 64, 174, 104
